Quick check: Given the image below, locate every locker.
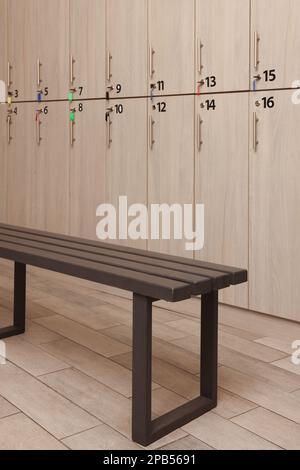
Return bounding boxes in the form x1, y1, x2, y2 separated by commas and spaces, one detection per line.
0, 0, 7, 99
7, 0, 37, 102
195, 93, 249, 309
70, 101, 106, 239
6, 103, 36, 228
37, 0, 69, 101
70, 0, 105, 100
196, 0, 250, 93
106, 0, 148, 98
251, 0, 300, 90
250, 89, 300, 320
105, 98, 147, 249
0, 105, 7, 222
148, 95, 194, 258
33, 102, 70, 234
148, 0, 194, 96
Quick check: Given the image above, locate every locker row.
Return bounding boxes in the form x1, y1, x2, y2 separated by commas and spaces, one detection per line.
1, 0, 300, 102
1, 89, 300, 320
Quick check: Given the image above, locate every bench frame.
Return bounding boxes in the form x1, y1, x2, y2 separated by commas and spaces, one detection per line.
1, 261, 219, 447
132, 291, 218, 446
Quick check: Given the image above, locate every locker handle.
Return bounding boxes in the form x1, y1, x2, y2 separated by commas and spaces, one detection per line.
149, 116, 155, 150
197, 39, 203, 75
254, 31, 260, 70
6, 115, 12, 144
36, 119, 42, 145
70, 55, 75, 85
70, 120, 75, 146
106, 51, 112, 82
149, 45, 155, 79
197, 115, 203, 151
253, 112, 258, 152
106, 118, 112, 148
7, 62, 12, 88
37, 59, 42, 87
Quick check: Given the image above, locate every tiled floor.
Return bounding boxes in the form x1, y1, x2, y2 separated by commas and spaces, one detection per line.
1, 260, 300, 450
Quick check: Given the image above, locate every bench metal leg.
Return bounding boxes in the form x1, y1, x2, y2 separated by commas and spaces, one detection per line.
0, 262, 26, 340
132, 291, 218, 447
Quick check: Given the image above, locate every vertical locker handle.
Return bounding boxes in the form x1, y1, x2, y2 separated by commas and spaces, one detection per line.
254, 31, 260, 70
37, 59, 42, 87
36, 120, 42, 145
149, 116, 155, 150
70, 55, 75, 85
106, 51, 112, 82
197, 39, 203, 75
197, 115, 203, 151
7, 62, 12, 87
253, 112, 258, 152
70, 120, 75, 146
106, 118, 112, 148
149, 44, 155, 79
7, 115, 12, 144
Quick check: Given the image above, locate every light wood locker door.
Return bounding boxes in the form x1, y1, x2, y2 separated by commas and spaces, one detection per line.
34, 102, 69, 234
196, 0, 250, 93
6, 103, 36, 227
0, 105, 7, 222
105, 98, 147, 249
250, 89, 300, 320
37, 0, 69, 101
106, 0, 147, 98
70, 0, 105, 100
195, 93, 249, 308
148, 0, 194, 96
70, 101, 106, 239
7, 0, 37, 102
0, 0, 7, 99
251, 0, 300, 91
148, 96, 194, 258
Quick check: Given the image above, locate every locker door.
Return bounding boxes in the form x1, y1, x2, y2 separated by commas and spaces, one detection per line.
196, 0, 250, 93
148, 0, 194, 96
107, 0, 147, 98
6, 103, 36, 228
148, 96, 194, 258
0, 105, 7, 222
37, 0, 69, 101
34, 102, 69, 234
251, 0, 300, 90
0, 0, 7, 99
70, 0, 105, 100
195, 93, 249, 309
7, 0, 37, 102
250, 90, 300, 320
105, 98, 147, 249
70, 101, 106, 239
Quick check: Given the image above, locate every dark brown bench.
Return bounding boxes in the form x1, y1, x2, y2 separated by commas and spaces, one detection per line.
0, 223, 247, 446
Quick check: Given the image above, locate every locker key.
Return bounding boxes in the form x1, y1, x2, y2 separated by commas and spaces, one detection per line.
70, 109, 76, 122
37, 91, 43, 103
7, 93, 12, 106
68, 88, 76, 103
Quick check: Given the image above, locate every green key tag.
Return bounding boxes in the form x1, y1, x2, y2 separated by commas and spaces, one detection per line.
68, 91, 74, 103
70, 110, 75, 122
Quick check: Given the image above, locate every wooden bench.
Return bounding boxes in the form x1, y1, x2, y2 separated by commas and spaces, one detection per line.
0, 223, 247, 446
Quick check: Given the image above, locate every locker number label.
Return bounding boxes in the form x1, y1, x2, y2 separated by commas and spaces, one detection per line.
153, 102, 167, 113
201, 99, 216, 111
262, 96, 275, 109
263, 69, 276, 83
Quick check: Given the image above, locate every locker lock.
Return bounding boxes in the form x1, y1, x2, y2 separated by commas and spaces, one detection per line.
253, 74, 261, 81
255, 100, 261, 107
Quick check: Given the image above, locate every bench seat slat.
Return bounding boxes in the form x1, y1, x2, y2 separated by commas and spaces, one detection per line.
0, 228, 231, 290
0, 233, 216, 295
0, 239, 201, 302
0, 224, 247, 285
